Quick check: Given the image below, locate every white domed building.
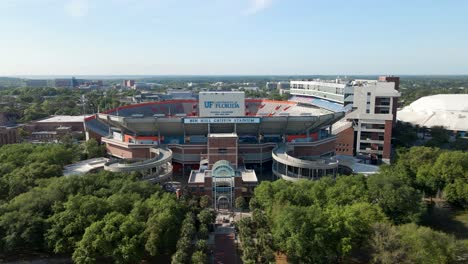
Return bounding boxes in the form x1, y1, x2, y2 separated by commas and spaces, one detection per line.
397, 94, 468, 133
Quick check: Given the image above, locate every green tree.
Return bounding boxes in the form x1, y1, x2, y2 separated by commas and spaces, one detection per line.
370, 223, 468, 264
84, 138, 105, 159
235, 196, 247, 216
432, 151, 468, 185
199, 195, 211, 209
46, 195, 110, 253
369, 223, 411, 264
72, 212, 145, 264
197, 209, 215, 226
325, 175, 368, 206
191, 250, 208, 264
367, 172, 423, 224
444, 179, 468, 208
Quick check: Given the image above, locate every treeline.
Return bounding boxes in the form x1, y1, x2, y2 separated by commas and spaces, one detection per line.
393, 122, 468, 151
0, 171, 189, 263
0, 87, 128, 122
171, 203, 215, 264
237, 146, 467, 263
241, 176, 467, 263
0, 87, 81, 121
0, 141, 105, 201
0, 143, 215, 263
399, 78, 468, 106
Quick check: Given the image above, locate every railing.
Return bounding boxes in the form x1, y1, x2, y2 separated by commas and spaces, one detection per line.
143, 164, 173, 183
272, 143, 339, 170
104, 147, 172, 172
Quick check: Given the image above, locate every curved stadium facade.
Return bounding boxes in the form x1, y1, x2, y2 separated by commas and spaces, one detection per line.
85, 92, 344, 183
83, 76, 401, 208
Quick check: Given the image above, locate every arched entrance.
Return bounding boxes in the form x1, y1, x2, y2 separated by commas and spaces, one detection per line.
217, 196, 230, 210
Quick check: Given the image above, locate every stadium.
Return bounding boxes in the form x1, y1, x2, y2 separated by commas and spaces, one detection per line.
397, 94, 468, 135
85, 91, 345, 208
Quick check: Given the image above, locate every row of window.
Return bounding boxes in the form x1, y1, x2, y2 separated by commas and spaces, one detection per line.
336, 148, 350, 152
291, 84, 345, 95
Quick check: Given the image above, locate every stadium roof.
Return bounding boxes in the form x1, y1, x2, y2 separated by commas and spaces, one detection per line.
397, 94, 468, 131
37, 115, 91, 123
85, 99, 344, 136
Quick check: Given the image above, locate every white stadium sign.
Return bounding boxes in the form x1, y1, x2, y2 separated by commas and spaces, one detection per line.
183, 117, 261, 124
199, 91, 245, 117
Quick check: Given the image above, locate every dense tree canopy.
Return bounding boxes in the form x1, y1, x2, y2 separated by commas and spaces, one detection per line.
395, 147, 468, 208
249, 177, 389, 263
370, 223, 467, 264
0, 144, 188, 263
246, 158, 467, 263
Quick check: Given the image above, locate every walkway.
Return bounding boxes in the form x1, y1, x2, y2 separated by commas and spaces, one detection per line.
212, 212, 241, 264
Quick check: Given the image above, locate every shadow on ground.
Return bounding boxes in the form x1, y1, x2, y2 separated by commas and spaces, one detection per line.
420, 203, 468, 239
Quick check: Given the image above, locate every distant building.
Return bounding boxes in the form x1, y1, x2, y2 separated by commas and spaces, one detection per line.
132, 82, 150, 90
24, 79, 49, 88
25, 115, 90, 142
278, 82, 290, 91
166, 90, 196, 100
31, 115, 88, 132
122, 80, 135, 88
266, 81, 290, 91
54, 78, 73, 88
54, 78, 102, 89
0, 112, 19, 127
240, 86, 260, 92
133, 92, 160, 103
133, 90, 196, 103
290, 76, 400, 164
266, 82, 277, 90
0, 126, 19, 146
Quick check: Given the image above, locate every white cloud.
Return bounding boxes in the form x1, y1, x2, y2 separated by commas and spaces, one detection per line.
243, 0, 273, 15
65, 0, 89, 18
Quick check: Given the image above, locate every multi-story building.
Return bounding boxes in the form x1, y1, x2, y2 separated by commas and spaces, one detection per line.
187, 133, 258, 209
122, 80, 135, 88
25, 115, 89, 142
24, 79, 49, 88
54, 78, 74, 88
290, 76, 400, 164
266, 81, 290, 91
0, 126, 19, 146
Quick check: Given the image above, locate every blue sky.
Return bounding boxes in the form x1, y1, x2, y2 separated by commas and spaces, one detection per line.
1, 0, 467, 75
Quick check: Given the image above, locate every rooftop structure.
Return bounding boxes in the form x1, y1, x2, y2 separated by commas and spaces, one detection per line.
36, 115, 90, 123
397, 94, 468, 132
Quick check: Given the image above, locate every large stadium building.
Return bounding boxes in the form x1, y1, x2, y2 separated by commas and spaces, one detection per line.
85, 91, 345, 194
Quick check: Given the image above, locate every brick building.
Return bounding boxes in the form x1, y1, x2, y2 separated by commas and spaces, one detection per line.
188, 133, 257, 210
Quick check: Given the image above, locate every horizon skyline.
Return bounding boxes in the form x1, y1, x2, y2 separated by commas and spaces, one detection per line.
1, 0, 467, 75
5, 73, 468, 80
